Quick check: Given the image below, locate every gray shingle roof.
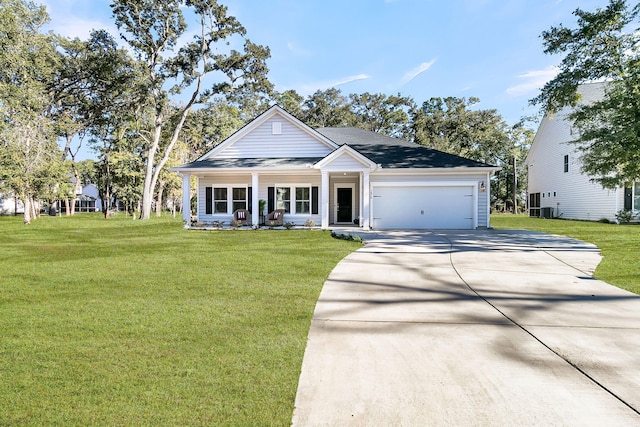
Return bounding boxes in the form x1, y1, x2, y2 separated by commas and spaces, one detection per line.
174, 125, 495, 171
176, 157, 323, 169
316, 127, 493, 169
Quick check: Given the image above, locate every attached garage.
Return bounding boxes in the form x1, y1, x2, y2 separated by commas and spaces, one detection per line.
371, 183, 476, 229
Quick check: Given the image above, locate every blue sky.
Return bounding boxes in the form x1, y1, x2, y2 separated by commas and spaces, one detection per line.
42, 0, 612, 129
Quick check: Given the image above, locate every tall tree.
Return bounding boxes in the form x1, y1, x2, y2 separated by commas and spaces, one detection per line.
531, 0, 640, 188
349, 92, 414, 138
111, 0, 272, 219
302, 88, 354, 128
53, 29, 141, 218
0, 0, 65, 224
411, 97, 506, 161
275, 89, 305, 120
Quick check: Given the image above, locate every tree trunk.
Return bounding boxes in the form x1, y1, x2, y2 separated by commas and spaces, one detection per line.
23, 196, 32, 224
513, 156, 518, 215
155, 179, 165, 217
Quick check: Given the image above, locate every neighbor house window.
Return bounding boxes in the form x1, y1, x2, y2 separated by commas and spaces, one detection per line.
563, 155, 569, 173
635, 182, 640, 211
214, 188, 228, 213
529, 192, 540, 217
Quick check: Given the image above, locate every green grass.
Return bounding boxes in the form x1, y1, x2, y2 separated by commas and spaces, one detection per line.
491, 214, 640, 295
0, 214, 359, 426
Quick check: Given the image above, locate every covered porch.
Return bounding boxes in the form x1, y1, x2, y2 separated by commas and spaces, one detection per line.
178, 167, 373, 230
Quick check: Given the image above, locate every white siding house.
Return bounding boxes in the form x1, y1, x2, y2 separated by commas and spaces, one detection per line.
0, 193, 24, 215
173, 105, 499, 230
526, 82, 636, 222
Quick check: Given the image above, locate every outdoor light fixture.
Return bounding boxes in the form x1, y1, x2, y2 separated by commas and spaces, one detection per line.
480, 181, 486, 192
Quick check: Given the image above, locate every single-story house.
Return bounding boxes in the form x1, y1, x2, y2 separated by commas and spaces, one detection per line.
172, 105, 499, 230
526, 82, 638, 222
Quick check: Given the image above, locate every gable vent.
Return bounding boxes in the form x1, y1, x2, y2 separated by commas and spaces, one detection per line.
272, 122, 282, 135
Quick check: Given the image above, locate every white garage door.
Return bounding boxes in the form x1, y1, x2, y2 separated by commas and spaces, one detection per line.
372, 185, 475, 229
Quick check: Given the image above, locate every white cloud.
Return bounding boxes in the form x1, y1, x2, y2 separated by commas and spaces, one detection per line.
287, 42, 311, 56
400, 59, 436, 85
42, 0, 117, 41
506, 66, 560, 96
295, 74, 371, 94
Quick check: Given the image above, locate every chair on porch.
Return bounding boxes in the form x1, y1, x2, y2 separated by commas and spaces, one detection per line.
265, 209, 285, 226
233, 208, 250, 226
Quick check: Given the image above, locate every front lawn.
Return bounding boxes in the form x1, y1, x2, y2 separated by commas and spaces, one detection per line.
0, 214, 359, 426
491, 214, 640, 295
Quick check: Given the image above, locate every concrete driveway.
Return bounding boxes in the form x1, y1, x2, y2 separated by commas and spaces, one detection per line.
292, 229, 640, 426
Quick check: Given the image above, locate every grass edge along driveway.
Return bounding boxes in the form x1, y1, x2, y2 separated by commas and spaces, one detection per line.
0, 214, 360, 426
491, 214, 640, 295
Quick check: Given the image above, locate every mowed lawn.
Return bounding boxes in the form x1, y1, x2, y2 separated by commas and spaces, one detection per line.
0, 214, 360, 426
491, 214, 640, 295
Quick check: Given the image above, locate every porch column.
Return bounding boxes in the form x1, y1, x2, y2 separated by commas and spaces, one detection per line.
321, 171, 329, 229
362, 171, 370, 230
485, 172, 491, 228
181, 173, 191, 223
252, 172, 259, 227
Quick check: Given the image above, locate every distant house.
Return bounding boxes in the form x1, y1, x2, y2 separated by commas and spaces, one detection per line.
56, 184, 101, 214
0, 193, 24, 215
526, 82, 638, 222
172, 105, 499, 230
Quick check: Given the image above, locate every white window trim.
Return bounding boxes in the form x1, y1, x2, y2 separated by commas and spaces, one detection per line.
212, 184, 249, 214
275, 183, 312, 215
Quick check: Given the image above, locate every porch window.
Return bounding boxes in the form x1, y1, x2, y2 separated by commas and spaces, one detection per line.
276, 187, 291, 213
296, 187, 310, 214
232, 187, 247, 211
213, 188, 227, 213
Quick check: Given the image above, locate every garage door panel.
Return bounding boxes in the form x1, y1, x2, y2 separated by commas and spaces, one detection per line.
372, 186, 474, 229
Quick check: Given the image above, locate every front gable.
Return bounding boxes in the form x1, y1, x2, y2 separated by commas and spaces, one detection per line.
199, 105, 338, 161
314, 145, 378, 171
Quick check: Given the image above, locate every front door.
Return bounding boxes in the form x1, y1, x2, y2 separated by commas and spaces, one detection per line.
336, 187, 353, 223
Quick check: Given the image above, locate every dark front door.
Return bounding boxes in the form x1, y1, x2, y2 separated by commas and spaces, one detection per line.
337, 187, 352, 223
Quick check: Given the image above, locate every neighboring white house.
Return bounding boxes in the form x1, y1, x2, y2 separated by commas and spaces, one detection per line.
172, 105, 499, 230
526, 82, 638, 222
0, 193, 24, 215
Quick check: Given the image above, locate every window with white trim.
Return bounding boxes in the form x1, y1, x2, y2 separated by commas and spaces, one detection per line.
275, 185, 312, 214
634, 182, 640, 211
232, 187, 247, 211
296, 187, 310, 214
276, 187, 290, 213
563, 154, 569, 173
206, 186, 250, 214
213, 188, 227, 213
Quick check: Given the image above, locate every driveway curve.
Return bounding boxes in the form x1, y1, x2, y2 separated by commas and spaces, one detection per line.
292, 229, 640, 426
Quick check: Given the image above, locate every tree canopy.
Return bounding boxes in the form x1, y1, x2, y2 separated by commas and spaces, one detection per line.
532, 0, 640, 188
0, 0, 536, 221
110, 0, 272, 219
0, 0, 66, 223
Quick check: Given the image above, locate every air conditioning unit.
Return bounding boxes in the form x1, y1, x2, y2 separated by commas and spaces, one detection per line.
541, 207, 554, 219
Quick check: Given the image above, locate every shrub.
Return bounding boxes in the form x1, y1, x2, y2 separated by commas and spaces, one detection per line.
615, 209, 635, 224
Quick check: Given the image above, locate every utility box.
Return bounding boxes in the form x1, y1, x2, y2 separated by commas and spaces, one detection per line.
541, 207, 553, 219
